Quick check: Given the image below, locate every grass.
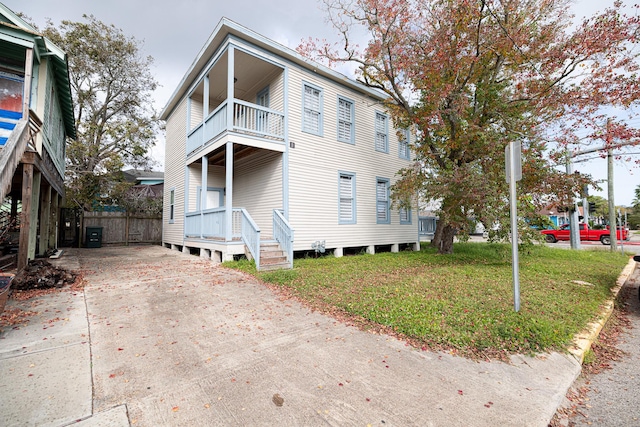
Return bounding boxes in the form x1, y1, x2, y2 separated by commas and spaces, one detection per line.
225, 242, 630, 358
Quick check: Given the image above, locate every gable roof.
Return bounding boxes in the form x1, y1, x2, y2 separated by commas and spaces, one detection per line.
0, 2, 76, 139
122, 169, 164, 183
161, 17, 385, 120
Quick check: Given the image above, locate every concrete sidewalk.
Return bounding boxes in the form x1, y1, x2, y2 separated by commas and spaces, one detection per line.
0, 246, 635, 426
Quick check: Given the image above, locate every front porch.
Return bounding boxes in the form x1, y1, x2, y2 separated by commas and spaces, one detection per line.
178, 207, 293, 271
174, 40, 294, 270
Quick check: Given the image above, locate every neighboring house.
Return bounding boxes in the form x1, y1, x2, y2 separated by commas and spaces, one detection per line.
539, 205, 583, 228
0, 3, 75, 270
160, 18, 418, 270
122, 169, 165, 186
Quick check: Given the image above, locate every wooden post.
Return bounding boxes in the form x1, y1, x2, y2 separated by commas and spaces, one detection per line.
27, 171, 41, 261
125, 211, 130, 246
17, 164, 33, 271
39, 184, 51, 255
23, 48, 33, 118
49, 193, 59, 249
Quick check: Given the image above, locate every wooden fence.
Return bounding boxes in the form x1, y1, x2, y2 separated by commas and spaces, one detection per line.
82, 211, 162, 246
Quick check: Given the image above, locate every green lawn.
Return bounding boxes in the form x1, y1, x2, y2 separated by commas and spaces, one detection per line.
225, 243, 630, 358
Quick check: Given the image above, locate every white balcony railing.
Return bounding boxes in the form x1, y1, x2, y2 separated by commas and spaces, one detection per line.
187, 99, 284, 155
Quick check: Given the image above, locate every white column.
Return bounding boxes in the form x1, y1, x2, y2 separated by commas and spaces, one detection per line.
227, 46, 235, 130
225, 141, 233, 242
200, 155, 208, 238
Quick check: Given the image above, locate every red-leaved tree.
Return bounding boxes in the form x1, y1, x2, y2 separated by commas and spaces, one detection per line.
299, 0, 640, 253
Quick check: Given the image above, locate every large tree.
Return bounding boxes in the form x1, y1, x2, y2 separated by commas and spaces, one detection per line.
42, 15, 159, 210
300, 0, 640, 253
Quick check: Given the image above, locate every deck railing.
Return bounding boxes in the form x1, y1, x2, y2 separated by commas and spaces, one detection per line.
0, 110, 42, 201
232, 100, 284, 139
273, 209, 294, 269
186, 99, 284, 154
240, 209, 261, 270
185, 207, 243, 239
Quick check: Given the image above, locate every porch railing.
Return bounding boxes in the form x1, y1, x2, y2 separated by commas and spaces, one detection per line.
0, 110, 42, 201
185, 207, 243, 239
233, 100, 285, 139
240, 209, 261, 270
186, 99, 284, 154
273, 209, 294, 269
185, 207, 261, 268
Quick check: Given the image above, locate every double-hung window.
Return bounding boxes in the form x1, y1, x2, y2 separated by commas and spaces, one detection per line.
376, 178, 390, 224
303, 83, 322, 135
338, 172, 356, 224
169, 189, 175, 223
337, 97, 354, 144
399, 128, 410, 159
399, 206, 412, 224
375, 112, 388, 153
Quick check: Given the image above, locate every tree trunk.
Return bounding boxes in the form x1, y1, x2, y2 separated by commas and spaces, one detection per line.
438, 224, 457, 254
431, 218, 444, 248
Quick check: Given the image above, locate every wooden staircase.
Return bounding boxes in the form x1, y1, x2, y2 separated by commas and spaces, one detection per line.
258, 241, 290, 271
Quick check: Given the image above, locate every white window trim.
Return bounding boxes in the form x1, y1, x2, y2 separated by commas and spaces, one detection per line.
338, 171, 357, 224
302, 81, 323, 136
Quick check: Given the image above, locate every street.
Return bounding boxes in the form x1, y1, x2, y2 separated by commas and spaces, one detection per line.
553, 263, 640, 426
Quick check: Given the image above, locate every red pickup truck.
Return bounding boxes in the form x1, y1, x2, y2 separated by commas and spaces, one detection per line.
542, 223, 629, 245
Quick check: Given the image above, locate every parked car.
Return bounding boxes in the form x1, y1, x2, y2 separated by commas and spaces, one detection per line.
541, 223, 629, 245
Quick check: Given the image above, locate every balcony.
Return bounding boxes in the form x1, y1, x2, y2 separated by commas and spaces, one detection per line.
187, 99, 285, 155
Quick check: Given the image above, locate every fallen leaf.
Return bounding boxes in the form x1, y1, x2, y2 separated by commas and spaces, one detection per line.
172, 406, 179, 412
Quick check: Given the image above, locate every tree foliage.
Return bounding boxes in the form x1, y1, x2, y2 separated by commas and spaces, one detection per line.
42, 15, 159, 211
300, 0, 640, 253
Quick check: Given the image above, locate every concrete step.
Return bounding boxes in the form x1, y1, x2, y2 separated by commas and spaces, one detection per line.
259, 261, 291, 271
261, 255, 287, 265
255, 241, 291, 271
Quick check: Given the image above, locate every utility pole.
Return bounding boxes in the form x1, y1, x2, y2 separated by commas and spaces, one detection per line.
606, 119, 618, 251
566, 158, 581, 250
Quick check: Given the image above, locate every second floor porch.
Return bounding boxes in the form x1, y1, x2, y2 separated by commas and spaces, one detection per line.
186, 45, 286, 158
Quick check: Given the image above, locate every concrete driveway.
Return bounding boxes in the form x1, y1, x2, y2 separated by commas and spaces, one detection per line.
1, 245, 589, 426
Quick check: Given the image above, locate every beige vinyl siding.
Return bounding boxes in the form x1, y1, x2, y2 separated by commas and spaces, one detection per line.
186, 165, 225, 212
189, 93, 203, 132
240, 68, 284, 108
286, 67, 417, 251
233, 150, 283, 237
163, 98, 188, 245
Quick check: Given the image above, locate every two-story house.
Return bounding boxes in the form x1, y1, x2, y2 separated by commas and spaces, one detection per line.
160, 18, 418, 270
0, 3, 75, 271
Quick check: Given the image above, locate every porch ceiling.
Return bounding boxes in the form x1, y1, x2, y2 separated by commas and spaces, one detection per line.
195, 49, 282, 103
192, 144, 261, 167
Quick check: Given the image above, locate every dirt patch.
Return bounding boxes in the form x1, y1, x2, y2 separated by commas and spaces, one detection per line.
12, 259, 77, 291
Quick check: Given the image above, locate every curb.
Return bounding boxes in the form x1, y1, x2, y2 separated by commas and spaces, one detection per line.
567, 256, 637, 364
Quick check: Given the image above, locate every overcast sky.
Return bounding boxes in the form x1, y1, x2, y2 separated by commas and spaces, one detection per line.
5, 0, 639, 206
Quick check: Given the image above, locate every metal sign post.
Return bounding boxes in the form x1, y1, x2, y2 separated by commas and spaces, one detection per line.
505, 141, 522, 312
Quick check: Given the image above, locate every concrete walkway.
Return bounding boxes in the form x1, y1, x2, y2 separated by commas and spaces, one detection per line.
0, 246, 634, 426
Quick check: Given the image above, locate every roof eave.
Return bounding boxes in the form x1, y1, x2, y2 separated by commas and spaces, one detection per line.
160, 17, 386, 120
